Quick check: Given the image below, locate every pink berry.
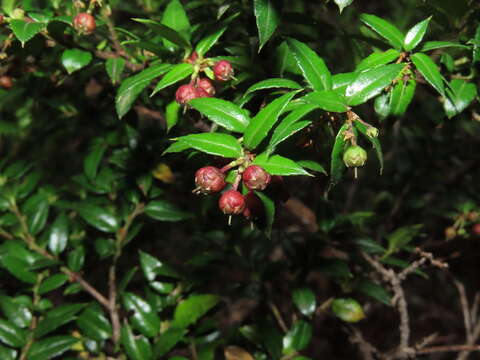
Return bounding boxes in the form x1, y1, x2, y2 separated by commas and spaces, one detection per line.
213, 60, 234, 81
73, 13, 96, 34
196, 78, 215, 97
242, 165, 271, 191
219, 190, 246, 215
243, 192, 263, 220
194, 166, 226, 195
175, 84, 198, 105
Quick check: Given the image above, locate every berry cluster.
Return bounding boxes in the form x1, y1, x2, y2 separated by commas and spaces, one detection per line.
73, 12, 96, 35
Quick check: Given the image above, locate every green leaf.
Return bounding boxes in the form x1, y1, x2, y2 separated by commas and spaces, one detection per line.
0, 319, 26, 347
354, 280, 391, 306
195, 25, 227, 56
67, 246, 85, 272
166, 100, 181, 132
122, 292, 160, 337
144, 200, 193, 222
355, 49, 400, 72
444, 79, 477, 118
151, 63, 193, 96
403, 16, 431, 51
329, 123, 349, 185
331, 298, 365, 322
121, 321, 153, 360
244, 91, 298, 150
172, 294, 219, 328
61, 49, 92, 74
410, 52, 445, 96
292, 288, 316, 317
282, 321, 312, 354
38, 273, 68, 295
386, 224, 423, 256
116, 63, 172, 118
0, 344, 16, 360
176, 133, 242, 158
106, 57, 126, 85
153, 327, 187, 357
133, 18, 190, 49
360, 13, 404, 50
296, 160, 327, 175
23, 193, 50, 235
48, 213, 69, 256
254, 191, 275, 238
2, 254, 37, 284
76, 203, 119, 233
189, 97, 250, 133
353, 120, 383, 174
301, 90, 349, 112
473, 25, 480, 63
254, 0, 280, 51
139, 250, 181, 280
0, 296, 32, 329
287, 38, 332, 91
9, 19, 45, 46
346, 63, 404, 106
389, 77, 416, 116
161, 0, 191, 50
253, 153, 311, 176
334, 0, 353, 13
76, 305, 112, 341
420, 41, 469, 52
162, 141, 190, 155
267, 120, 311, 155
245, 78, 302, 96
374, 92, 391, 119
35, 303, 85, 338
84, 140, 106, 181
27, 336, 78, 360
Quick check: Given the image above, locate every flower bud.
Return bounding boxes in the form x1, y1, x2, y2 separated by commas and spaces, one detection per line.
343, 145, 367, 168
366, 126, 379, 138
195, 87, 210, 99
445, 226, 457, 240
213, 60, 234, 81
73, 13, 96, 35
219, 190, 245, 215
331, 298, 365, 323
242, 165, 271, 191
196, 78, 215, 97
0, 76, 13, 89
175, 84, 198, 105
11, 8, 25, 20
194, 166, 226, 195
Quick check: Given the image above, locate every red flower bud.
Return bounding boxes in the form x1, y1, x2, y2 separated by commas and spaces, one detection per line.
73, 13, 96, 35
243, 192, 263, 220
196, 78, 215, 97
194, 166, 226, 195
242, 165, 271, 191
195, 87, 210, 99
213, 60, 234, 81
175, 84, 198, 105
0, 14, 4, 24
186, 51, 198, 64
0, 76, 13, 89
219, 190, 246, 215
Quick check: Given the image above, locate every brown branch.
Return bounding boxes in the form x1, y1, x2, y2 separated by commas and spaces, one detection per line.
268, 301, 288, 333
62, 267, 110, 309
94, 50, 145, 72
420, 345, 480, 354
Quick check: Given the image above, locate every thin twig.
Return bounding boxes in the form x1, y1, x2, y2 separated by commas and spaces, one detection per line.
268, 301, 288, 333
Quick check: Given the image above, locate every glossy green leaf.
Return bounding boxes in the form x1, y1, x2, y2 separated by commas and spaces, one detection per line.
282, 321, 312, 354
172, 294, 220, 328
139, 250, 180, 280
374, 92, 391, 119
420, 41, 469, 52
116, 63, 172, 118
67, 246, 85, 272
176, 133, 242, 158
353, 120, 383, 174
267, 120, 311, 156
354, 280, 391, 306
0, 296, 32, 329
151, 63, 194, 96
27, 336, 78, 360
244, 91, 298, 150
106, 58, 126, 85
473, 25, 480, 63
153, 327, 187, 356
162, 141, 190, 155
23, 193, 49, 235
334, 0, 353, 13
245, 78, 302, 96
386, 224, 423, 256
346, 63, 404, 106
133, 18, 190, 49
292, 288, 316, 317
189, 97, 250, 133
0, 319, 25, 348
196, 25, 227, 56
123, 292, 160, 337
253, 153, 311, 176
166, 100, 181, 132
254, 0, 280, 51
329, 123, 349, 185
2, 254, 37, 284
17, 171, 41, 199
0, 344, 16, 360
403, 16, 431, 51
296, 160, 327, 175
444, 79, 477, 118
287, 38, 332, 91
38, 273, 68, 295
61, 49, 92, 74
161, 0, 191, 50
301, 90, 349, 112
76, 203, 119, 233
355, 49, 400, 72
410, 52, 445, 96
84, 140, 106, 181
389, 77, 416, 116
360, 13, 404, 49
9, 19, 44, 46
35, 303, 85, 337
48, 213, 69, 256
76, 305, 112, 341
121, 321, 153, 360
331, 298, 365, 322
254, 191, 275, 238
145, 200, 193, 222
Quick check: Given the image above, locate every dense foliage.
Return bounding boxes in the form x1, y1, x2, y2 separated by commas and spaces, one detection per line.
0, 0, 479, 359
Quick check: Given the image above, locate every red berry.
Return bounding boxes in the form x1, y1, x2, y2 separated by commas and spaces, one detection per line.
194, 166, 226, 195
242, 165, 271, 191
243, 192, 263, 220
0, 76, 13, 89
73, 13, 96, 34
196, 78, 215, 97
219, 190, 246, 215
213, 60, 234, 81
195, 87, 210, 98
0, 14, 4, 24
472, 224, 480, 237
175, 84, 198, 105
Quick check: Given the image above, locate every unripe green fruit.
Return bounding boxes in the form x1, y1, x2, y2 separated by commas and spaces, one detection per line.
343, 145, 367, 168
